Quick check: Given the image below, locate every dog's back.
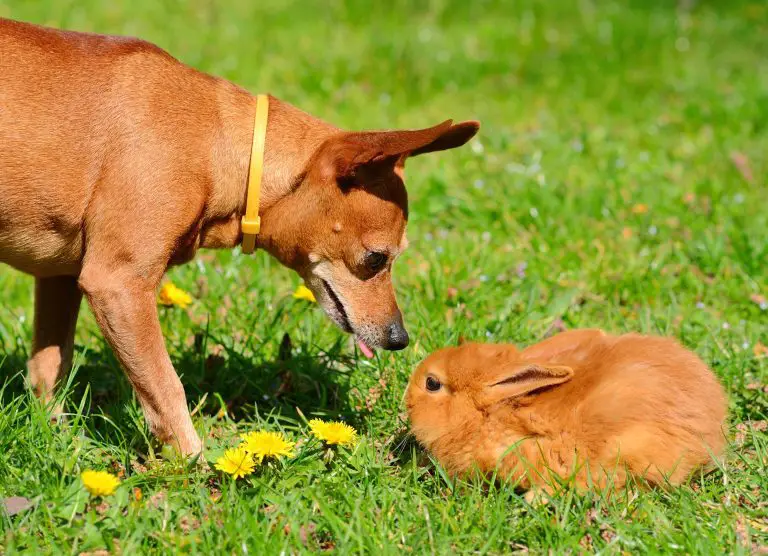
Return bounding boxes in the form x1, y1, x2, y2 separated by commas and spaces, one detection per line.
0, 18, 229, 276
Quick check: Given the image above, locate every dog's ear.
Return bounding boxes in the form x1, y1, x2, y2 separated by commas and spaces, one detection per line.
320, 120, 480, 179
409, 120, 480, 157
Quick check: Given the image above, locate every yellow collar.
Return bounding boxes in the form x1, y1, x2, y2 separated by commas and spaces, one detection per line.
241, 94, 269, 254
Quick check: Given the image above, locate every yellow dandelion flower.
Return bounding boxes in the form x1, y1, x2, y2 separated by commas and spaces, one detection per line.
240, 431, 295, 462
631, 203, 649, 215
292, 285, 316, 303
308, 419, 357, 446
81, 470, 121, 497
158, 282, 193, 308
214, 447, 255, 479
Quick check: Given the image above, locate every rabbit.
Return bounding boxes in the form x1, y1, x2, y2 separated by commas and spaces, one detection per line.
406, 329, 727, 494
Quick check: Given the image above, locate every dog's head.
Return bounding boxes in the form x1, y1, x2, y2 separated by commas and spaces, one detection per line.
260, 119, 479, 356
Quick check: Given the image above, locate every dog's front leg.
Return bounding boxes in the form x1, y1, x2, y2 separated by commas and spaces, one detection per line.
27, 276, 82, 407
78, 269, 202, 456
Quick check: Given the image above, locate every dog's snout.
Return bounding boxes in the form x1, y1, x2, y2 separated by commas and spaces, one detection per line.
386, 319, 409, 350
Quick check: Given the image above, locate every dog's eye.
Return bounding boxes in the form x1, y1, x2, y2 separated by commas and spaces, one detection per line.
365, 252, 388, 273
425, 376, 442, 392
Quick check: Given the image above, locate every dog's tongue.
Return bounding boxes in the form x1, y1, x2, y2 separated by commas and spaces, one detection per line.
356, 338, 375, 359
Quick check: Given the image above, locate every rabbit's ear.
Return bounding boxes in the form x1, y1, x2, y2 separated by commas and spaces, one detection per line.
481, 363, 573, 405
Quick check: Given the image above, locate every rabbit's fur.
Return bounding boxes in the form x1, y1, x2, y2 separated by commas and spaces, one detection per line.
406, 329, 727, 493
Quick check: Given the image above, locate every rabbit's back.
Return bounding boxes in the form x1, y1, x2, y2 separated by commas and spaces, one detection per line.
569, 334, 727, 485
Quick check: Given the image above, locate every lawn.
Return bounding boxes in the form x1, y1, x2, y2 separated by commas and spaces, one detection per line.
1, 0, 767, 553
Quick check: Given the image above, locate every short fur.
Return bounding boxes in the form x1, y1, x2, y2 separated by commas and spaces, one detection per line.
0, 18, 479, 455
406, 330, 727, 493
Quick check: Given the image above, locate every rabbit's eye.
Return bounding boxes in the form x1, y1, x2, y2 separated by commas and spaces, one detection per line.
425, 376, 442, 392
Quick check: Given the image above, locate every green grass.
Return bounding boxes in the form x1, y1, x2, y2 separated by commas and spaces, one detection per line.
1, 0, 767, 553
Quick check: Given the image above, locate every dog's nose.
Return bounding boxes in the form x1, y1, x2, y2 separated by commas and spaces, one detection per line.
386, 319, 409, 350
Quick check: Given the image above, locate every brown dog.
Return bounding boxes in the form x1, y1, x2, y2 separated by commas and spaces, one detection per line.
407, 330, 727, 494
0, 18, 479, 455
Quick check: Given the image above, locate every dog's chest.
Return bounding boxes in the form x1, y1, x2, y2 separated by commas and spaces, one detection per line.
169, 224, 203, 266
